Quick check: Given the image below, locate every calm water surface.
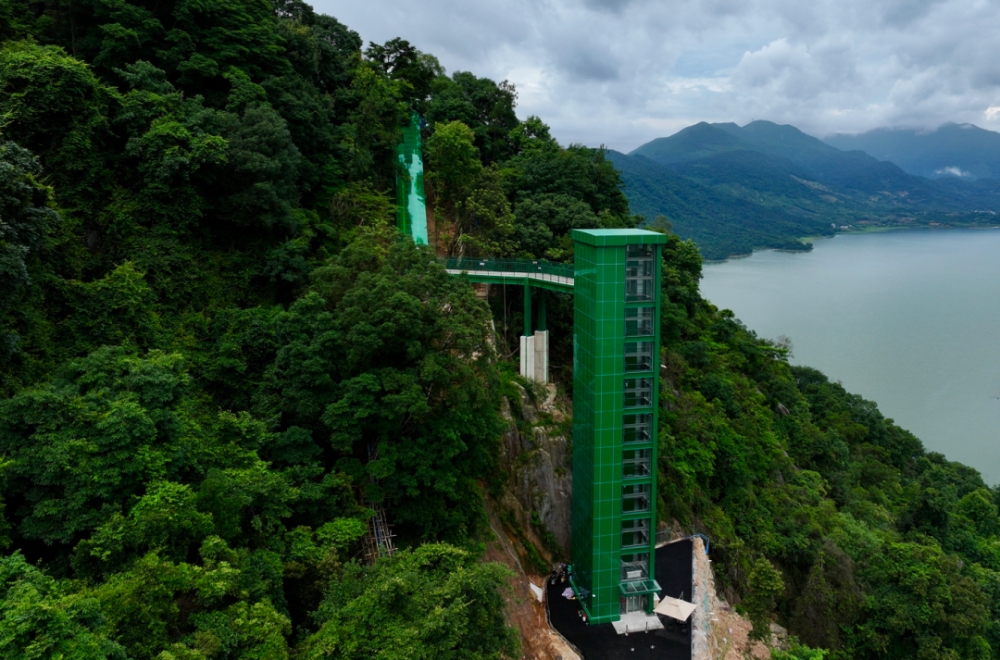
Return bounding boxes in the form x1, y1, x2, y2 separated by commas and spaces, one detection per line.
701, 228, 1000, 485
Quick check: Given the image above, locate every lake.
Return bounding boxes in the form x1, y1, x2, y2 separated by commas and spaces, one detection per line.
700, 228, 1000, 486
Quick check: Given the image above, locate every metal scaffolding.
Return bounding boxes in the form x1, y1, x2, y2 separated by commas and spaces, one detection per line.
361, 443, 396, 564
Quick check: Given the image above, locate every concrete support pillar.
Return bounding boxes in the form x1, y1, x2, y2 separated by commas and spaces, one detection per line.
519, 334, 535, 380
534, 330, 549, 383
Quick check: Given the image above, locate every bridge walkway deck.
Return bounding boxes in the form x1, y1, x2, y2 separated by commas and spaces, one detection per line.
445, 269, 574, 291
443, 258, 575, 292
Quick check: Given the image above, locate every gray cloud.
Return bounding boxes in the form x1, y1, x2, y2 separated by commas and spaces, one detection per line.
316, 0, 1000, 151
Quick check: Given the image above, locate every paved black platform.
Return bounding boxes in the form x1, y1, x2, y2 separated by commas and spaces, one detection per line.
547, 540, 693, 660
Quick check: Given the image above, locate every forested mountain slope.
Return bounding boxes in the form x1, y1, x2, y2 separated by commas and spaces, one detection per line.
619, 121, 1000, 259
0, 1, 998, 659
608, 150, 832, 259
0, 1, 632, 656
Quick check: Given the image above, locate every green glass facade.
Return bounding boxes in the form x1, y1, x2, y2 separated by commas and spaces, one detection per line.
570, 229, 669, 623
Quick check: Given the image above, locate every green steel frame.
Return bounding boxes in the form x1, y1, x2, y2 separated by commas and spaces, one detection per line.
569, 229, 669, 624
438, 232, 669, 624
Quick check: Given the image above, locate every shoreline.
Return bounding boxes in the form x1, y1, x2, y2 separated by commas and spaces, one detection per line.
705, 223, 1000, 264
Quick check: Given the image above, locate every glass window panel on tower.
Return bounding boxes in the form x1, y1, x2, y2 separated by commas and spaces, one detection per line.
621, 518, 651, 548
625, 245, 655, 302
622, 483, 651, 513
623, 378, 653, 408
624, 307, 655, 337
623, 414, 653, 443
622, 448, 653, 479
621, 552, 650, 581
624, 341, 655, 372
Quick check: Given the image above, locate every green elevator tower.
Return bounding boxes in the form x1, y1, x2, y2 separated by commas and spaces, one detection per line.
570, 228, 669, 624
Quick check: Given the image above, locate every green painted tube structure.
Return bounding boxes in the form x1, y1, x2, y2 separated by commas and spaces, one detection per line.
395, 114, 429, 245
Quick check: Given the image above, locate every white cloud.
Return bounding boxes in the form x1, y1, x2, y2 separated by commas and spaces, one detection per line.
935, 166, 972, 177
315, 0, 1000, 150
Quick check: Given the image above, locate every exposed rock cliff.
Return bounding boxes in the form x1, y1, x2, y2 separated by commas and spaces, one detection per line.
485, 382, 579, 659
497, 382, 573, 562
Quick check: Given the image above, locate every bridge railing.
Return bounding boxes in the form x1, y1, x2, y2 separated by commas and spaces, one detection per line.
442, 257, 574, 283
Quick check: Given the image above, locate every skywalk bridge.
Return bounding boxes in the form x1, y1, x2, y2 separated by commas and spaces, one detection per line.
443, 257, 573, 382
443, 257, 575, 291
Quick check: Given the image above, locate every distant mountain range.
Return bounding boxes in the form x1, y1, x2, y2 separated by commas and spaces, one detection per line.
614, 121, 1000, 259
825, 123, 1000, 181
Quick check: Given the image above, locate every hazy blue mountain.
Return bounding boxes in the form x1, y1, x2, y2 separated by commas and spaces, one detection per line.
616, 120, 1000, 259
824, 123, 1000, 180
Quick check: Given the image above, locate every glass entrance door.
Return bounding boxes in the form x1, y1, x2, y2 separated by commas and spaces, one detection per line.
621, 594, 647, 614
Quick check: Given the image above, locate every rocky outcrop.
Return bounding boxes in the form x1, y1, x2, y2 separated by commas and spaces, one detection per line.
689, 536, 775, 660
497, 383, 573, 558
486, 385, 579, 660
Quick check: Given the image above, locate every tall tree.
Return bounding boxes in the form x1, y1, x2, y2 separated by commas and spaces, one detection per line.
266, 237, 505, 539
0, 141, 60, 370
300, 544, 519, 660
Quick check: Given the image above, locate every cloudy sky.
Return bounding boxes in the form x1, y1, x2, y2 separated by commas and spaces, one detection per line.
316, 0, 1000, 153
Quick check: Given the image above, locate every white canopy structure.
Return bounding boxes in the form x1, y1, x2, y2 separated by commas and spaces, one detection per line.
654, 595, 696, 621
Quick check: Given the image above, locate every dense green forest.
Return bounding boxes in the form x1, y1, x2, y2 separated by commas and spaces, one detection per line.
0, 1, 999, 659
